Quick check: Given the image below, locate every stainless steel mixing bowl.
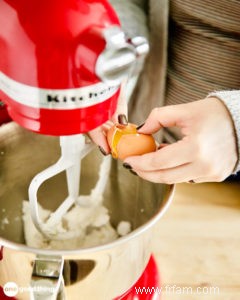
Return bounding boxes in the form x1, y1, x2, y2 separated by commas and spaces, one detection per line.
0, 122, 174, 300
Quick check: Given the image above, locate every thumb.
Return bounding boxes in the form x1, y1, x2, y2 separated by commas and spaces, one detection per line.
138, 104, 187, 134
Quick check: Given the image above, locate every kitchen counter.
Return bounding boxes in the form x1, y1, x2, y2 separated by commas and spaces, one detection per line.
152, 182, 240, 300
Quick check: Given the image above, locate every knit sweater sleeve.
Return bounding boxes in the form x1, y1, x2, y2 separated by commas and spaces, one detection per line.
208, 90, 240, 173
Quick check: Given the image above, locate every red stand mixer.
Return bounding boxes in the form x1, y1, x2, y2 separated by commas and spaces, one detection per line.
0, 0, 146, 135
0, 1, 163, 299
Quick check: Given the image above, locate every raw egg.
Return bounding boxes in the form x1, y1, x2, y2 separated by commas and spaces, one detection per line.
107, 123, 156, 160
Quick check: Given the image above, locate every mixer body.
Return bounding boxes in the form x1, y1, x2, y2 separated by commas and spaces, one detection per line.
0, 0, 123, 135
0, 1, 160, 299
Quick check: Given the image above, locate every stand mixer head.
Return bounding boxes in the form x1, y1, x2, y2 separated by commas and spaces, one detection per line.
0, 0, 149, 239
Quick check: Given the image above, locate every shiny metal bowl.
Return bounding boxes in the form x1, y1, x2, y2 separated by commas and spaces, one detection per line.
0, 122, 174, 300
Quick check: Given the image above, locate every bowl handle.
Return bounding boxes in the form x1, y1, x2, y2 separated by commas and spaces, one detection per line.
30, 255, 65, 300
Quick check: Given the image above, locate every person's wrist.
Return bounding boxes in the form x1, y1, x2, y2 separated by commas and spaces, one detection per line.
206, 96, 238, 173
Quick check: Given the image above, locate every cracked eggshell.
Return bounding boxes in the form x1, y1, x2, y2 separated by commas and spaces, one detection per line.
107, 123, 157, 160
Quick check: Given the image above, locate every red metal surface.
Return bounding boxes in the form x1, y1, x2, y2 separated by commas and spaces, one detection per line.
0, 103, 11, 125
2, 89, 119, 135
0, 0, 119, 88
0, 0, 120, 135
115, 256, 160, 300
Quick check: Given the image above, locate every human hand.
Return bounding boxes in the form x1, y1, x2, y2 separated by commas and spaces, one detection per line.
124, 97, 238, 184
88, 82, 128, 155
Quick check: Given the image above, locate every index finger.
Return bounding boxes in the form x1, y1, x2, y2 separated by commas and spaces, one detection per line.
124, 140, 194, 171
138, 104, 189, 135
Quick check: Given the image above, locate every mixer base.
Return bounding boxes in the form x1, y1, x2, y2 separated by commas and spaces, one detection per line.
115, 255, 160, 300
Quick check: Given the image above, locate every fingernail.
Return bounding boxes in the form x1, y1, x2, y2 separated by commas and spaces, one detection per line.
129, 170, 138, 176
136, 123, 145, 130
123, 162, 132, 170
85, 134, 92, 144
118, 114, 128, 125
98, 146, 108, 156
188, 180, 196, 184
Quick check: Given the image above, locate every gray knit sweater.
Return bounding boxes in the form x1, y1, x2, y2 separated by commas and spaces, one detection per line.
209, 91, 240, 173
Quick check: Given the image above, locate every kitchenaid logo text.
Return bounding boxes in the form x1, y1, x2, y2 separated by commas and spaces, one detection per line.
0, 71, 119, 109
46, 86, 116, 104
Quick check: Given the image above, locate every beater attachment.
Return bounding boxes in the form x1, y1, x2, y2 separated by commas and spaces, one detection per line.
28, 134, 101, 240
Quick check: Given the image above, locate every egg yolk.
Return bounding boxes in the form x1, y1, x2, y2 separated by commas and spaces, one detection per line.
110, 124, 137, 159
